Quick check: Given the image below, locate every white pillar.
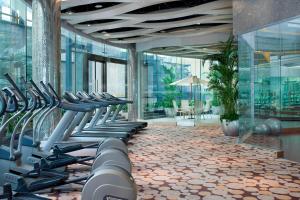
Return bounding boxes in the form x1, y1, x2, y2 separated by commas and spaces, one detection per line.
32, 0, 61, 95
127, 46, 138, 121
32, 0, 61, 131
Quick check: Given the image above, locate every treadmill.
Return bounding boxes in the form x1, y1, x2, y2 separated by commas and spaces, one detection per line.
56, 90, 135, 138
91, 92, 147, 129
40, 84, 132, 145
75, 91, 144, 131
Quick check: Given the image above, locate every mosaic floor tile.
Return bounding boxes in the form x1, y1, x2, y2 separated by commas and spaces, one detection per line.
41, 125, 300, 199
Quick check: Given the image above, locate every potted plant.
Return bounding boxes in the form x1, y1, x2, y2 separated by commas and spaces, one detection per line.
162, 65, 178, 117
211, 92, 221, 114
204, 36, 239, 136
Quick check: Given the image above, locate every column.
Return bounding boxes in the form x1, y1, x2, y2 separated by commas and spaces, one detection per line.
32, 0, 61, 95
127, 45, 138, 121
32, 0, 61, 130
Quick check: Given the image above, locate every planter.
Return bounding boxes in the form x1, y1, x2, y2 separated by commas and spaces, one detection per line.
221, 119, 239, 137
164, 108, 175, 117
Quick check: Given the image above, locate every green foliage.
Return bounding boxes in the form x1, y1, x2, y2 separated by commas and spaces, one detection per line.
122, 104, 128, 112
189, 100, 194, 107
0, 112, 29, 143
211, 92, 221, 107
161, 65, 179, 108
204, 36, 239, 121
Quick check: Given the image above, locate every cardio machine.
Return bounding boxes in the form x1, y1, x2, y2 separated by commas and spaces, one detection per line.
0, 74, 137, 200
45, 89, 133, 143
3, 76, 131, 174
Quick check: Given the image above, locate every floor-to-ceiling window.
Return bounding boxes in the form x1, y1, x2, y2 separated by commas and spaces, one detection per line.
107, 62, 127, 98
238, 16, 300, 162
60, 27, 128, 94
138, 52, 214, 124
0, 0, 32, 87
61, 28, 76, 92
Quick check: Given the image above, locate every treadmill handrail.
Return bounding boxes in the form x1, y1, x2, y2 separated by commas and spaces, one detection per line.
59, 101, 95, 112
0, 92, 6, 116
4, 74, 28, 111
30, 79, 49, 104
40, 81, 56, 106
90, 92, 119, 105
47, 83, 61, 102
1, 87, 17, 113
76, 92, 109, 107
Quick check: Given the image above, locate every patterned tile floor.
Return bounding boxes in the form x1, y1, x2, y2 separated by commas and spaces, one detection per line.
43, 125, 300, 200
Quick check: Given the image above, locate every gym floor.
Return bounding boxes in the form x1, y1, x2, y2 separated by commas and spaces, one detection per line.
43, 125, 300, 200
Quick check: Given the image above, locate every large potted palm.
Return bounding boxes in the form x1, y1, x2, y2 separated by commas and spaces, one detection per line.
204, 36, 239, 136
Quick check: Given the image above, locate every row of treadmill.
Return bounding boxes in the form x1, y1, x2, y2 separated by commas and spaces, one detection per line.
0, 73, 147, 200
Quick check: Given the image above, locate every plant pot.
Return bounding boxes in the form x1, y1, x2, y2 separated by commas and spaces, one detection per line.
221, 119, 239, 137
164, 108, 175, 117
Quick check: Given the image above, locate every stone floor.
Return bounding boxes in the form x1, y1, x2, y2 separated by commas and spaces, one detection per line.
43, 125, 300, 200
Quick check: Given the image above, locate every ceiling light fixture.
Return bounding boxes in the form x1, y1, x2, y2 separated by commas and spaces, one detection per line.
101, 31, 107, 34
95, 4, 103, 8
87, 24, 91, 27
67, 11, 73, 15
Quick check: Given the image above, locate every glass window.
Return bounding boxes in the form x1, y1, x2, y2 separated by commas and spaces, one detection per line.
106, 62, 127, 98
105, 45, 128, 60
0, 0, 31, 88
238, 16, 300, 162
60, 28, 128, 94
139, 53, 210, 121
61, 28, 75, 92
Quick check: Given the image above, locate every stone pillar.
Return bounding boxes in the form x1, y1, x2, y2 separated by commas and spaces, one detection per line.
127, 45, 138, 121
32, 0, 61, 95
32, 0, 61, 133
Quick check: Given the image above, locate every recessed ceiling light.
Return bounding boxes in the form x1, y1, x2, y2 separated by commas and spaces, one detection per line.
101, 31, 107, 34
160, 30, 166, 33
67, 11, 73, 15
87, 24, 91, 27
104, 33, 110, 37
95, 4, 103, 8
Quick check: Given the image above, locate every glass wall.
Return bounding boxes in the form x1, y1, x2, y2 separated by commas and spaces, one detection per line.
60, 27, 128, 93
238, 16, 300, 162
61, 28, 76, 92
107, 62, 127, 98
139, 53, 211, 120
0, 0, 32, 87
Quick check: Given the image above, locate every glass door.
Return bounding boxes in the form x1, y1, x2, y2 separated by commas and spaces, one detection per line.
88, 60, 104, 93
106, 62, 127, 98
88, 54, 127, 97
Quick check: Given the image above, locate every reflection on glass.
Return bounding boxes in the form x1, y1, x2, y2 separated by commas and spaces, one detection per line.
60, 28, 128, 93
107, 62, 127, 98
89, 61, 103, 93
0, 0, 31, 88
139, 53, 211, 121
238, 16, 300, 162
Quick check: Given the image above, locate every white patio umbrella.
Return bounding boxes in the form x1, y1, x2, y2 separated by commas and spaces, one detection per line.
170, 75, 208, 100
170, 75, 208, 86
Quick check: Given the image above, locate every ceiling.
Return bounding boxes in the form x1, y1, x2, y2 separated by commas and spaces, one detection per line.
61, 0, 233, 48
147, 44, 224, 58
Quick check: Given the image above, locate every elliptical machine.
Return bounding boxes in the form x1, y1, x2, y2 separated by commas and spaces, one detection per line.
0, 74, 137, 200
